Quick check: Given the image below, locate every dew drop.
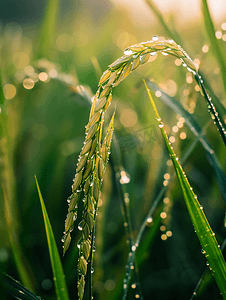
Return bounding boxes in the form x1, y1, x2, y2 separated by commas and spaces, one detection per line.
152, 35, 159, 41
150, 51, 157, 56
132, 245, 136, 251
159, 123, 164, 128
91, 267, 94, 274
78, 223, 83, 230
124, 49, 134, 55
200, 206, 203, 210
162, 52, 168, 56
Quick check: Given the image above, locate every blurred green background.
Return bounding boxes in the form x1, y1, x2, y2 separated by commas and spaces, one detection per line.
0, 0, 226, 299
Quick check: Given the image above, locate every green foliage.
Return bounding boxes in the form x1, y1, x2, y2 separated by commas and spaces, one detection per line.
144, 81, 226, 299
1, 0, 226, 300
35, 177, 69, 300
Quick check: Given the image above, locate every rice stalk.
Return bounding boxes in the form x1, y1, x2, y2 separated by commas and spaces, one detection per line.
201, 0, 226, 94
63, 36, 225, 299
146, 81, 226, 201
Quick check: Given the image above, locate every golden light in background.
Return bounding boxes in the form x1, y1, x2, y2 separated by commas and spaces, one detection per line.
56, 34, 74, 52
23, 78, 35, 90
161, 234, 167, 241
24, 65, 34, 76
163, 180, 168, 186
202, 44, 209, 53
169, 136, 175, 143
151, 145, 163, 159
155, 90, 161, 97
166, 231, 172, 237
13, 52, 29, 69
39, 72, 49, 82
180, 132, 187, 140
164, 173, 170, 180
49, 69, 58, 78
113, 29, 137, 50
186, 73, 193, 84
160, 212, 167, 219
215, 30, 222, 39
175, 58, 182, 66
159, 79, 177, 97
221, 22, 226, 30
195, 85, 200, 92
3, 84, 16, 99
177, 120, 184, 128
160, 225, 166, 231
166, 159, 172, 167
163, 197, 169, 204
120, 108, 137, 127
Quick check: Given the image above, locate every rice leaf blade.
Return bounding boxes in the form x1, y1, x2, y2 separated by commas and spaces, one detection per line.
144, 81, 226, 299
35, 0, 59, 59
35, 176, 69, 300
201, 0, 226, 93
146, 80, 226, 202
0, 271, 40, 300
2, 188, 35, 293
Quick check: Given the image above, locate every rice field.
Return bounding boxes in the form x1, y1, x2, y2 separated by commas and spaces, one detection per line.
0, 1, 226, 299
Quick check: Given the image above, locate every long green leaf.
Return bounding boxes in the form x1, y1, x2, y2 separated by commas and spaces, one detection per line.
35, 176, 69, 300
201, 0, 226, 93
0, 271, 41, 300
35, 0, 59, 59
146, 80, 226, 202
144, 80, 226, 299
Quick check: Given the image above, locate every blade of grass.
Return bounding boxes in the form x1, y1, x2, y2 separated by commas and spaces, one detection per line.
35, 176, 69, 300
2, 187, 35, 292
0, 66, 35, 292
145, 0, 181, 43
110, 136, 143, 300
195, 73, 226, 146
191, 238, 226, 299
0, 271, 41, 300
122, 120, 210, 298
144, 80, 226, 300
201, 0, 226, 94
146, 80, 226, 202
35, 0, 59, 59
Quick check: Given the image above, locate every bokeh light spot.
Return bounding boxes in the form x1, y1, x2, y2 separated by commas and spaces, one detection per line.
3, 84, 16, 99
39, 72, 49, 82
13, 52, 29, 69
56, 34, 74, 52
202, 44, 209, 53
120, 109, 137, 127
23, 78, 35, 90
